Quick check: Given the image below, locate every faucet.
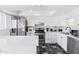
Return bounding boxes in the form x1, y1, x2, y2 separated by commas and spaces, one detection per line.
65, 27, 71, 34
65, 27, 71, 30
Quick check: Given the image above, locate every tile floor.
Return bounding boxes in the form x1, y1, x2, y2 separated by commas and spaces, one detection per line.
37, 44, 67, 54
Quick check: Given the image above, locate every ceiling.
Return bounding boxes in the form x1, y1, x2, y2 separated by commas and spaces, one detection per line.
0, 5, 78, 16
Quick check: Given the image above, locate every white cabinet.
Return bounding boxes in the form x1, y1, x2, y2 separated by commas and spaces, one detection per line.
51, 32, 57, 43
57, 33, 67, 51
0, 36, 38, 54
45, 32, 57, 44
45, 32, 52, 43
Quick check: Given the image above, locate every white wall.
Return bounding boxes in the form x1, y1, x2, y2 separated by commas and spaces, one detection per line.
59, 8, 79, 30
19, 7, 79, 28
26, 16, 60, 26
19, 10, 61, 26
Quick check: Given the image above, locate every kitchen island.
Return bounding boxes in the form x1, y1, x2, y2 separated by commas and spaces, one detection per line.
0, 36, 38, 54
57, 32, 79, 54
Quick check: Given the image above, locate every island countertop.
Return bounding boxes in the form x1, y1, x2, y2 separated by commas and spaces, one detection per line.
0, 36, 38, 54
57, 32, 79, 40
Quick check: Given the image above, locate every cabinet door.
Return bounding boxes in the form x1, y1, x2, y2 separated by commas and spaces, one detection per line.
61, 37, 67, 51
57, 33, 67, 51
51, 32, 57, 43
45, 32, 52, 43
45, 32, 57, 43
69, 38, 75, 54
67, 37, 79, 54
67, 37, 71, 53
67, 37, 75, 53
72, 39, 79, 54
57, 33, 62, 46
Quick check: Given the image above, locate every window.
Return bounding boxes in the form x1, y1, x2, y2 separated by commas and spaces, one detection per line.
63, 18, 74, 26
0, 12, 7, 29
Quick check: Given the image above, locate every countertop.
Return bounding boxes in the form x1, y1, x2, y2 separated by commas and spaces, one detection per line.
0, 36, 38, 54
58, 32, 79, 40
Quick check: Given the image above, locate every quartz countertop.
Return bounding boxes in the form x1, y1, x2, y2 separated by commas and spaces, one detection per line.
0, 36, 38, 54
57, 32, 79, 40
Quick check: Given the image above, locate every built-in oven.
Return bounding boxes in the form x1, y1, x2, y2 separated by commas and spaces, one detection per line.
35, 28, 44, 33
35, 28, 45, 46
27, 26, 34, 36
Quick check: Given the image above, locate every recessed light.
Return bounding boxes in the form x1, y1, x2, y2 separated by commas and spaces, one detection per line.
49, 11, 56, 16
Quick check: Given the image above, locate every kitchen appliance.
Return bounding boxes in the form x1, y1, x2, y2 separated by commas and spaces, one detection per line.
46, 28, 53, 32
35, 28, 44, 33
70, 30, 79, 37
58, 29, 62, 32
46, 27, 58, 32
35, 28, 45, 46
50, 28, 53, 32
27, 26, 34, 36
46, 28, 49, 32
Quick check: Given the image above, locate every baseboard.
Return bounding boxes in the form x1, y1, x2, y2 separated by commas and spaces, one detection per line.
45, 43, 57, 45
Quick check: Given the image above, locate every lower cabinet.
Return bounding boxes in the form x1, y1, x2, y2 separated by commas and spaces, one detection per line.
57, 33, 67, 52
45, 32, 57, 43
67, 37, 79, 54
